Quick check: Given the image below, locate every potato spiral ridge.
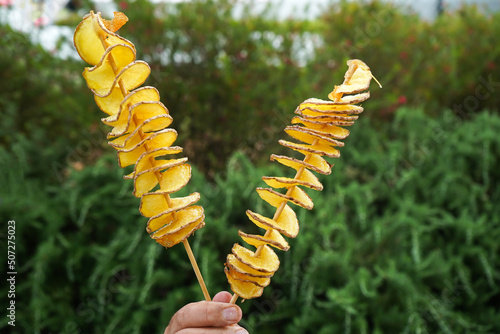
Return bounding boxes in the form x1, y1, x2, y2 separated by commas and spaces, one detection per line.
74, 11, 205, 250
225, 60, 375, 300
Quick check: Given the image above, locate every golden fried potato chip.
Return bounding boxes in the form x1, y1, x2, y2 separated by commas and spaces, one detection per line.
83, 44, 135, 92
302, 92, 370, 105
107, 103, 172, 138
226, 254, 273, 278
153, 217, 205, 248
332, 92, 370, 105
298, 99, 364, 115
262, 169, 323, 191
271, 154, 332, 175
238, 230, 289, 251
227, 266, 271, 288
140, 192, 200, 218
294, 109, 359, 122
85, 60, 151, 98
95, 87, 125, 116
256, 187, 313, 210
125, 147, 183, 179
102, 11, 128, 33
147, 205, 204, 234
133, 160, 189, 197
100, 86, 161, 119
110, 126, 176, 150
232, 243, 279, 273
159, 163, 192, 192
285, 126, 345, 148
291, 116, 350, 139
246, 207, 299, 238
73, 11, 135, 66
279, 139, 340, 159
115, 129, 179, 167
225, 267, 264, 300
295, 116, 355, 127
329, 59, 373, 98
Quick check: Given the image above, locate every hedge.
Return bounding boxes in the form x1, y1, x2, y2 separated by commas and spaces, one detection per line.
1, 107, 498, 333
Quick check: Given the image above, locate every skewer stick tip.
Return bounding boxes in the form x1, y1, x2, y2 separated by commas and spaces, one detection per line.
372, 74, 382, 88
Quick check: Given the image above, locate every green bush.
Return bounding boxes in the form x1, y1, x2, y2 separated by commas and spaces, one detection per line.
2, 107, 498, 333
0, 23, 106, 184
2, 1, 500, 173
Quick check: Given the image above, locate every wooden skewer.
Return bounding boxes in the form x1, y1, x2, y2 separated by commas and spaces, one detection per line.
230, 65, 361, 304
230, 293, 239, 304
92, 13, 211, 301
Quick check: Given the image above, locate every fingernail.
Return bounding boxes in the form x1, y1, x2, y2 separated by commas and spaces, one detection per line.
222, 306, 239, 321
235, 328, 248, 334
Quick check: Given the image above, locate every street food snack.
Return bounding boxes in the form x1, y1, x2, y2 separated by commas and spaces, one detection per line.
73, 11, 210, 300
225, 60, 376, 302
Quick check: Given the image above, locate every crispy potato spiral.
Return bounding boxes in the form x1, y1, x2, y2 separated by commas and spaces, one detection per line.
225, 59, 375, 300
74, 11, 205, 249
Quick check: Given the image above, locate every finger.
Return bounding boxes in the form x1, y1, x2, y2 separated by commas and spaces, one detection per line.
177, 325, 248, 334
212, 291, 233, 303
166, 301, 242, 333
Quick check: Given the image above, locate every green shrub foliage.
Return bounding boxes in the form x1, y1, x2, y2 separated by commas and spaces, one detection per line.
1, 108, 499, 333
3, 0, 499, 173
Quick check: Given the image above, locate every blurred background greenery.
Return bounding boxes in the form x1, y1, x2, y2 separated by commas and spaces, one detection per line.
1, 0, 499, 333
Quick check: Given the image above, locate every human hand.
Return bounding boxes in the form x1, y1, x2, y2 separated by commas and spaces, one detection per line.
164, 291, 248, 334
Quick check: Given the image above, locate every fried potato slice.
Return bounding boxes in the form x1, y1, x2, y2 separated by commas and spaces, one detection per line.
73, 11, 135, 66
225, 267, 264, 300
153, 217, 205, 248
110, 116, 173, 150
133, 160, 190, 197
246, 206, 299, 238
279, 139, 340, 159
110, 127, 177, 149
294, 115, 355, 127
232, 243, 279, 274
108, 102, 171, 138
298, 99, 364, 115
159, 163, 192, 193
94, 87, 124, 116
100, 86, 160, 118
301, 92, 370, 106
123, 146, 187, 179
147, 205, 204, 234
262, 168, 323, 191
329, 92, 370, 105
124, 147, 183, 179
83, 44, 135, 92
226, 266, 271, 288
291, 116, 350, 139
294, 109, 359, 121
271, 154, 332, 175
85, 60, 151, 98
226, 254, 273, 278
285, 125, 345, 148
256, 187, 313, 210
238, 230, 289, 251
329, 59, 373, 98
102, 11, 128, 33
140, 192, 200, 218
114, 129, 178, 167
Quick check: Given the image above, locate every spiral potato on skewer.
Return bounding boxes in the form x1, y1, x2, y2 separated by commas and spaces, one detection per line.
225, 60, 375, 300
73, 11, 205, 250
